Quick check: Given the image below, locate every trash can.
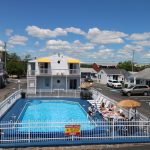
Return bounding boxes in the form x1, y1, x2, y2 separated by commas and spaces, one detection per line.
21, 92, 26, 99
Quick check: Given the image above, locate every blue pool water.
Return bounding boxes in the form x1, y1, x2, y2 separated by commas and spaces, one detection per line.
19, 100, 94, 132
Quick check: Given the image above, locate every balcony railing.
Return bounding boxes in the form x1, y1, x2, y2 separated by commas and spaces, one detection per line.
28, 69, 80, 76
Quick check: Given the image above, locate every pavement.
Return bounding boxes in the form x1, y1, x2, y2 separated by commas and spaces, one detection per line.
1, 143, 150, 150
0, 78, 27, 102
93, 82, 150, 118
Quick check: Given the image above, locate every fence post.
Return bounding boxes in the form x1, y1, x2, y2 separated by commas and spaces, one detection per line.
40, 89, 41, 97
72, 135, 74, 141
112, 119, 115, 139
28, 121, 30, 143
148, 119, 150, 138
75, 90, 76, 98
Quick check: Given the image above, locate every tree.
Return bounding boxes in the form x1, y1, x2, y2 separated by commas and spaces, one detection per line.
6, 53, 26, 78
117, 61, 132, 71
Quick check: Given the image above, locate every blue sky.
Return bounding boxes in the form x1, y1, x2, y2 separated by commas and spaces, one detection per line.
0, 0, 150, 63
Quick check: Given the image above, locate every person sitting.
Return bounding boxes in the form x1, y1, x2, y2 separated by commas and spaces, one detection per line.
88, 105, 94, 116
99, 102, 105, 111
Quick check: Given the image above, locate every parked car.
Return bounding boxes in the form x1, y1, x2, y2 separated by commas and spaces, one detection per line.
84, 78, 93, 83
80, 89, 92, 99
107, 80, 122, 88
121, 85, 150, 96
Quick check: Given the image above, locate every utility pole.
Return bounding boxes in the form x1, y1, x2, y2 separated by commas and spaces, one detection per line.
3, 42, 7, 70
132, 50, 135, 72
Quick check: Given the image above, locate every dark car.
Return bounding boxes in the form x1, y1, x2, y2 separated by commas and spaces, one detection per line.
84, 78, 93, 83
121, 85, 150, 96
80, 89, 92, 99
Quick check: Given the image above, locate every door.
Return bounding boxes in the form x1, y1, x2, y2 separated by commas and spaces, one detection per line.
132, 86, 141, 95
70, 79, 77, 89
113, 75, 118, 80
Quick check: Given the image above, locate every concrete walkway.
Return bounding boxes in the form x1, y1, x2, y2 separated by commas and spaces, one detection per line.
1, 143, 150, 150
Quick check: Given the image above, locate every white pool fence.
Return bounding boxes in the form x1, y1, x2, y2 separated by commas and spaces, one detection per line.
0, 90, 22, 118
0, 120, 150, 144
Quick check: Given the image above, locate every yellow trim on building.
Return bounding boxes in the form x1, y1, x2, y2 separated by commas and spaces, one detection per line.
37, 58, 51, 63
68, 59, 80, 64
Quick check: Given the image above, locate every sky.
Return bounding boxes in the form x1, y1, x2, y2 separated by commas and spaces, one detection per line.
0, 0, 150, 63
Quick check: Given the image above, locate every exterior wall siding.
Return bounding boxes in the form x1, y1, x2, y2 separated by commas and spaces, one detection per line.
36, 76, 80, 90
98, 70, 125, 85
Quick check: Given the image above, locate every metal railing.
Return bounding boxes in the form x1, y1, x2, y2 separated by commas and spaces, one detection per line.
90, 88, 148, 121
28, 89, 81, 98
0, 120, 149, 145
28, 69, 80, 76
0, 90, 22, 118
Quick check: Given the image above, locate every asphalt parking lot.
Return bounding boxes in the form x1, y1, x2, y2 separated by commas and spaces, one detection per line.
93, 83, 150, 118
0, 78, 27, 102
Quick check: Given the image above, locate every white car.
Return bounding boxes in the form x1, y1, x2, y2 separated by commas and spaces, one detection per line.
107, 80, 122, 88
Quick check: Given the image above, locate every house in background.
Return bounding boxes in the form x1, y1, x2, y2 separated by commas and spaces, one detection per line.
80, 68, 97, 79
128, 68, 150, 86
27, 54, 81, 94
97, 68, 130, 84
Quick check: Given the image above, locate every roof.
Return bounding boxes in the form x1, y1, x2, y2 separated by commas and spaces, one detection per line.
67, 58, 80, 63
129, 68, 150, 80
80, 68, 97, 73
37, 57, 51, 63
101, 69, 124, 75
29, 54, 80, 63
101, 69, 131, 78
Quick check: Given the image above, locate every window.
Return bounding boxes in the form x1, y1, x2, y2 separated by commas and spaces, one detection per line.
57, 60, 60, 64
70, 79, 77, 89
133, 86, 140, 89
57, 79, 60, 83
140, 86, 148, 89
136, 79, 140, 84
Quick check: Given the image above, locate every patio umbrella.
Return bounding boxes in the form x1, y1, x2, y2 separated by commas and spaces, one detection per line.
80, 82, 93, 89
117, 99, 141, 120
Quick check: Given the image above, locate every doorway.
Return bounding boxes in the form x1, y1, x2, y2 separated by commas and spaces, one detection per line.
70, 79, 77, 89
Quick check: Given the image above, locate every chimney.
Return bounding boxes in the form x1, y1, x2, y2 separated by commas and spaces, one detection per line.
92, 63, 101, 72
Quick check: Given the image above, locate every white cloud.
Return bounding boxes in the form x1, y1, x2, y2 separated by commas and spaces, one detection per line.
133, 40, 150, 47
124, 44, 143, 52
116, 49, 132, 60
46, 40, 71, 50
0, 40, 4, 46
5, 29, 13, 36
34, 41, 40, 46
72, 40, 94, 51
26, 26, 67, 39
129, 32, 150, 41
26, 26, 86, 39
143, 51, 150, 58
86, 28, 127, 44
45, 39, 94, 52
97, 49, 114, 58
0, 40, 4, 51
8, 35, 28, 46
65, 27, 85, 35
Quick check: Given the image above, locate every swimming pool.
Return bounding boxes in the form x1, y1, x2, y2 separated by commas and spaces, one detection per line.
18, 100, 94, 132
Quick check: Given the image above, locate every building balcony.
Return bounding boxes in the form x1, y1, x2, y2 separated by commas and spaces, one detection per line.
27, 69, 80, 76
